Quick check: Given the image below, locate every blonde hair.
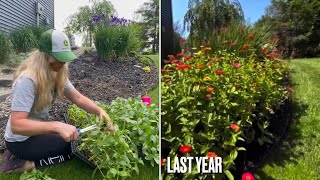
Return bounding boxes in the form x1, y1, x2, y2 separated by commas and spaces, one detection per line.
14, 50, 68, 111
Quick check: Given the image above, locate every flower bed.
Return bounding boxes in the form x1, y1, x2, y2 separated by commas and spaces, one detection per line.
161, 47, 291, 179
67, 98, 159, 179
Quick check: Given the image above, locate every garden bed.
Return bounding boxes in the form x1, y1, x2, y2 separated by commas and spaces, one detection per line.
0, 52, 158, 151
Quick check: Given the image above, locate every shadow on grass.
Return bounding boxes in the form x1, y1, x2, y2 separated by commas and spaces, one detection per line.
255, 99, 308, 179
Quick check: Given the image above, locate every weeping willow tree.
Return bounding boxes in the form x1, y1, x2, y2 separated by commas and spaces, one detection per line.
184, 0, 244, 45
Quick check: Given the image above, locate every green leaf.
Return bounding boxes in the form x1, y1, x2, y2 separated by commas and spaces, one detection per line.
201, 145, 210, 154
224, 170, 234, 180
165, 124, 171, 134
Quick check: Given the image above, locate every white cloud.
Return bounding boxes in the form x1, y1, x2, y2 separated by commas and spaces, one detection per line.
54, 0, 148, 46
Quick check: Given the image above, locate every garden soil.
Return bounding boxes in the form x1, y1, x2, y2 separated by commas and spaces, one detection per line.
0, 51, 158, 151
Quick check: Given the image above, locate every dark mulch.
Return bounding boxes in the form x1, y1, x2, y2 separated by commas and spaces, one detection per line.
0, 51, 158, 151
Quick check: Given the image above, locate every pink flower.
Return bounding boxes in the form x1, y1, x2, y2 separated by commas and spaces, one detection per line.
242, 172, 255, 180
215, 70, 224, 76
233, 63, 240, 69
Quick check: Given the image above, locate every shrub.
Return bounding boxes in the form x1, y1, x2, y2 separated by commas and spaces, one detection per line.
26, 26, 50, 46
161, 46, 289, 179
0, 32, 13, 63
10, 27, 37, 53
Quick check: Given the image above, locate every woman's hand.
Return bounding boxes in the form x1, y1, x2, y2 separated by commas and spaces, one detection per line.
54, 122, 79, 142
99, 110, 115, 131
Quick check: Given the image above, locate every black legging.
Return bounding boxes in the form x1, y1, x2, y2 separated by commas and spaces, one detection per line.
5, 134, 74, 168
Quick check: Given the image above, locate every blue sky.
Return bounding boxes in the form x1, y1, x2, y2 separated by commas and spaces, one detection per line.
172, 0, 271, 37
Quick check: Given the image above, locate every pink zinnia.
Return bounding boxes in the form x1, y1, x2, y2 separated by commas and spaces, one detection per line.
242, 172, 255, 180
233, 63, 240, 69
215, 70, 224, 76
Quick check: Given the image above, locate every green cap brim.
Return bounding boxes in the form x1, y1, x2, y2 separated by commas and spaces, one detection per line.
51, 51, 77, 62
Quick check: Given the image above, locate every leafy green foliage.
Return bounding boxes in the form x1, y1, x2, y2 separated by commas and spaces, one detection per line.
67, 98, 159, 179
20, 169, 55, 180
161, 42, 290, 179
0, 32, 13, 63
256, 0, 320, 57
10, 27, 37, 53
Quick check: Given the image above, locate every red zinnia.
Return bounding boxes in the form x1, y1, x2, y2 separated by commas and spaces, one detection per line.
179, 145, 192, 154
185, 55, 192, 61
233, 63, 240, 69
197, 65, 204, 69
177, 64, 192, 71
207, 152, 217, 159
215, 70, 224, 76
179, 38, 187, 44
168, 55, 175, 60
230, 123, 240, 132
242, 172, 255, 180
177, 53, 184, 58
161, 158, 165, 166
172, 60, 180, 64
261, 48, 267, 53
206, 87, 215, 93
242, 44, 249, 49
247, 34, 254, 39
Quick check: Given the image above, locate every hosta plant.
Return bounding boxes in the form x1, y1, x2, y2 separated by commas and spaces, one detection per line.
161, 45, 290, 179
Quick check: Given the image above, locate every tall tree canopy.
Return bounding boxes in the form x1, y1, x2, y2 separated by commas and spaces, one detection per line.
135, 0, 159, 54
256, 0, 320, 57
184, 0, 244, 44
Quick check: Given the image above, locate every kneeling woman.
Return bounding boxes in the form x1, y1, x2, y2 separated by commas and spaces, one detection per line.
0, 29, 114, 172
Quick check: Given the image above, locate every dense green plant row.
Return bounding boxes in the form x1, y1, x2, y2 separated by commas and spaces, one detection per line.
161, 44, 291, 179
67, 98, 159, 179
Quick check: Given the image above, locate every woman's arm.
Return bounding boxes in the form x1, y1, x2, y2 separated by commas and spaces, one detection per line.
11, 112, 78, 142
64, 89, 114, 130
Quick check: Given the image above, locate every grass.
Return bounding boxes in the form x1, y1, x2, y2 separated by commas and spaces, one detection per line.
0, 55, 159, 179
255, 58, 320, 180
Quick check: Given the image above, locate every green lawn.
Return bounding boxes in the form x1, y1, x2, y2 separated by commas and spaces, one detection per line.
256, 58, 320, 180
0, 55, 159, 179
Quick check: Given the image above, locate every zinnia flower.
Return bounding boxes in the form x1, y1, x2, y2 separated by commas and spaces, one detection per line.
239, 49, 247, 54
261, 48, 267, 53
207, 152, 217, 159
230, 123, 240, 132
230, 42, 237, 46
185, 55, 192, 61
206, 87, 215, 93
233, 63, 240, 69
247, 34, 254, 39
177, 53, 184, 58
242, 44, 249, 49
168, 55, 175, 60
215, 70, 224, 76
161, 158, 165, 166
197, 65, 204, 69
179, 145, 192, 154
177, 64, 192, 71
242, 172, 255, 180
203, 76, 211, 81
164, 78, 171, 82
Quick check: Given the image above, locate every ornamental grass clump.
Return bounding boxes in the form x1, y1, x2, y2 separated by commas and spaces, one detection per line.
161, 40, 290, 179
10, 27, 37, 53
91, 14, 134, 60
0, 32, 13, 63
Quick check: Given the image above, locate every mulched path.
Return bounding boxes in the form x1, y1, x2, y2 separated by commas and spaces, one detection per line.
0, 51, 158, 151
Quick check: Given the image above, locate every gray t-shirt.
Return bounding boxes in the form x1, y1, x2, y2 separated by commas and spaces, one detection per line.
4, 73, 75, 142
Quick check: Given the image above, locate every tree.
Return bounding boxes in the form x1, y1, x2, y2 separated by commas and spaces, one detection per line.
256, 0, 320, 57
65, 0, 115, 47
184, 0, 244, 44
135, 0, 159, 54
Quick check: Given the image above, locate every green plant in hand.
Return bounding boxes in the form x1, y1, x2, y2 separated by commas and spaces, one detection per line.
20, 169, 55, 180
67, 98, 159, 179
